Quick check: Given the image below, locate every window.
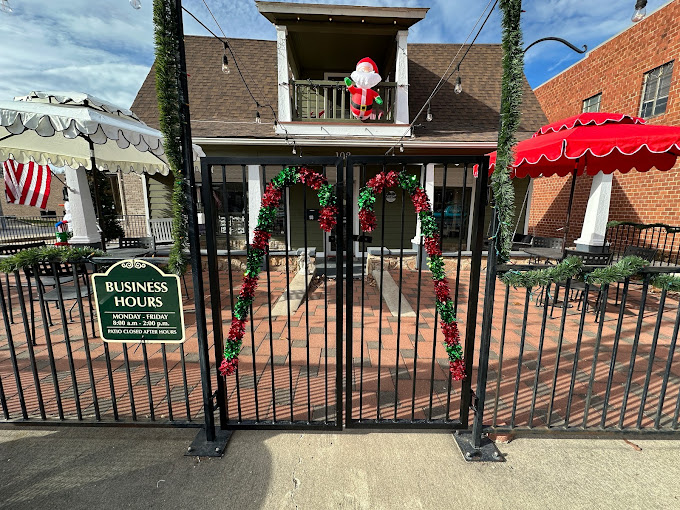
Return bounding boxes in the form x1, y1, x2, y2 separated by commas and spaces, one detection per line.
582, 93, 602, 113
640, 61, 674, 118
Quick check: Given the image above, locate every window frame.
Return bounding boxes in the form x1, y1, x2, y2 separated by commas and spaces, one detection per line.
582, 93, 602, 113
639, 61, 674, 119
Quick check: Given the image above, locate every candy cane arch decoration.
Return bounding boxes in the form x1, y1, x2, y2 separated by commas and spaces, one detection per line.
358, 170, 466, 380
219, 167, 337, 376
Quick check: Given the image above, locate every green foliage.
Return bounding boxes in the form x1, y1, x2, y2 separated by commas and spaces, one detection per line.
153, 0, 187, 275
651, 274, 680, 292
0, 246, 105, 273
607, 220, 680, 234
233, 296, 253, 320
223, 337, 243, 359
585, 256, 649, 285
87, 170, 124, 243
257, 207, 278, 233
500, 256, 584, 289
446, 342, 463, 360
492, 0, 524, 263
245, 249, 265, 277
428, 255, 446, 281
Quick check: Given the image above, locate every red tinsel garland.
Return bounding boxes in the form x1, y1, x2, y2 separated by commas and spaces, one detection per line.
449, 359, 466, 380
251, 229, 271, 251
433, 278, 451, 302
358, 209, 377, 232
319, 205, 338, 232
424, 234, 442, 257
261, 183, 282, 207
219, 357, 239, 376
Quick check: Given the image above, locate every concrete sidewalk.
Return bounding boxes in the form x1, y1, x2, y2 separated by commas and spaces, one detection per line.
0, 426, 678, 509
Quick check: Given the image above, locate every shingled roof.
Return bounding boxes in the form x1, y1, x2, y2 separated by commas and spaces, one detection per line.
131, 35, 546, 143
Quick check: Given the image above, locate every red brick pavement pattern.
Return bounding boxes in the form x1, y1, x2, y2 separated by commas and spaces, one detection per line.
1, 266, 679, 431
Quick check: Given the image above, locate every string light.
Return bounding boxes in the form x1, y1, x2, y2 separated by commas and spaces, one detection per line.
454, 76, 463, 94
292, 143, 297, 155
221, 43, 230, 74
399, 143, 404, 152
426, 103, 433, 122
631, 0, 647, 22
255, 109, 261, 124
130, 0, 141, 9
0, 0, 13, 14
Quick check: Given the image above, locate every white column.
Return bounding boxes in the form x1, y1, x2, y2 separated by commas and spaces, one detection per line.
394, 30, 410, 125
141, 173, 152, 237
574, 172, 613, 250
411, 163, 435, 246
64, 165, 101, 245
247, 165, 262, 244
276, 26, 292, 123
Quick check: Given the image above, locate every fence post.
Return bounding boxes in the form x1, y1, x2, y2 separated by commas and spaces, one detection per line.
171, 0, 230, 457
454, 172, 504, 462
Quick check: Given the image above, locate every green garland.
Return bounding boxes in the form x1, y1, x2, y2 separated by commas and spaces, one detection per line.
500, 256, 583, 288
153, 0, 187, 275
492, 0, 524, 263
0, 246, 105, 273
607, 220, 680, 234
499, 255, 653, 289
584, 256, 648, 285
651, 274, 680, 292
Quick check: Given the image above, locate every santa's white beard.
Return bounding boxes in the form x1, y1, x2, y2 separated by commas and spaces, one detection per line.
351, 70, 381, 89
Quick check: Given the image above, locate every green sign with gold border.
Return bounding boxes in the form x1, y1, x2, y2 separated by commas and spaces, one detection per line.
92, 259, 185, 343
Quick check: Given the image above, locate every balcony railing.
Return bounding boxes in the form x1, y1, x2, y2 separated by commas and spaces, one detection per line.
292, 79, 397, 122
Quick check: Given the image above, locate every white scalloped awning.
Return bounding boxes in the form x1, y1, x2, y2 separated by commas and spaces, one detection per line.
0, 91, 204, 176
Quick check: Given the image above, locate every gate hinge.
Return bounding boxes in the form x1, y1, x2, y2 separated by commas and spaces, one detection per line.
469, 390, 479, 414
211, 390, 220, 410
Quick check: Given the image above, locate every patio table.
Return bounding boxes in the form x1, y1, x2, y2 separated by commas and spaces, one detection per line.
522, 247, 563, 263
103, 247, 153, 259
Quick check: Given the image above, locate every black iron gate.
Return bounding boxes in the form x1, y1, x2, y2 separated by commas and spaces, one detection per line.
199, 154, 489, 431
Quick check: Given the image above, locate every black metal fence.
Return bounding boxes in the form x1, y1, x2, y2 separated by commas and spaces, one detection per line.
0, 259, 202, 426
484, 264, 680, 437
607, 222, 680, 265
0, 215, 59, 244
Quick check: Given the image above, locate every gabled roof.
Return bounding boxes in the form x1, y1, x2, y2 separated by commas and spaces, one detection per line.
131, 36, 547, 144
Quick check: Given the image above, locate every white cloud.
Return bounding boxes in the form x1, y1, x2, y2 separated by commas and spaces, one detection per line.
0, 0, 672, 108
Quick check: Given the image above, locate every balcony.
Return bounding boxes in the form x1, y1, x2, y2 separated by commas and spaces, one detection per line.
291, 80, 397, 123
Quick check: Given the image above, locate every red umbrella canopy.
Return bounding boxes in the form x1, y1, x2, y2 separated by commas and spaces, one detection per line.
483, 112, 680, 178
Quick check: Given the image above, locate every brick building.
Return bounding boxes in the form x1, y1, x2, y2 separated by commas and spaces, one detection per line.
529, 0, 680, 243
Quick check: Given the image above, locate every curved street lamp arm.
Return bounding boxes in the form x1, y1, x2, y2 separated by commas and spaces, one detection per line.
524, 37, 588, 55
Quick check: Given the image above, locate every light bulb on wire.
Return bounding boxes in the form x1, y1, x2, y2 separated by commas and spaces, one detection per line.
454, 76, 463, 95
222, 52, 230, 74
255, 109, 261, 124
0, 0, 13, 14
292, 144, 297, 155
129, 0, 142, 9
426, 103, 433, 122
631, 0, 647, 22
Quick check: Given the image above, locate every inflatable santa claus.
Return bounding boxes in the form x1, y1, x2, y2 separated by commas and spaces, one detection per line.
344, 57, 383, 121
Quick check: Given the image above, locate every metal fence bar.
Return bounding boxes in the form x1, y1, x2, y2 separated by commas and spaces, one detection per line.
655, 302, 680, 428
637, 288, 667, 428
0, 280, 26, 419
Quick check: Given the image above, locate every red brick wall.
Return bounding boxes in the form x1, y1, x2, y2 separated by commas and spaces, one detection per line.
530, 0, 680, 239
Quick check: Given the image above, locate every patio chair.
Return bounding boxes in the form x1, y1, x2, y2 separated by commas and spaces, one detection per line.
549, 250, 613, 318
525, 236, 564, 264
511, 233, 533, 251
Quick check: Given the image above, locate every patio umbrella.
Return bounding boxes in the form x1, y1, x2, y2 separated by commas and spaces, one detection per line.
0, 91, 204, 244
481, 112, 680, 252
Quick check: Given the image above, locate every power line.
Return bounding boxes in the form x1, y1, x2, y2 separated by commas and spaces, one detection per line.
386, 0, 499, 155
181, 4, 298, 151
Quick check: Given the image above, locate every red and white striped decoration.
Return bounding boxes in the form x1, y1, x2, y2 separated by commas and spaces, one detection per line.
3, 159, 52, 210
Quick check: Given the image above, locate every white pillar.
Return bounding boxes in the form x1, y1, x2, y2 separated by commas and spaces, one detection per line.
411, 163, 435, 246
247, 165, 262, 244
394, 30, 410, 125
276, 26, 292, 123
574, 172, 613, 251
64, 165, 101, 245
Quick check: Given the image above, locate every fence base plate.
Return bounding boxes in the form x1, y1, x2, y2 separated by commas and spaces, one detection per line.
453, 431, 505, 462
185, 428, 232, 458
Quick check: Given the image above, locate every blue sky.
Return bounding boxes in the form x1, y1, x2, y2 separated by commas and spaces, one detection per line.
0, 0, 672, 108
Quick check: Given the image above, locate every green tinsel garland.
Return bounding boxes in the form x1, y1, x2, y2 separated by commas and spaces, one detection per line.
492, 0, 524, 263
153, 0, 187, 275
0, 246, 106, 273
607, 220, 680, 234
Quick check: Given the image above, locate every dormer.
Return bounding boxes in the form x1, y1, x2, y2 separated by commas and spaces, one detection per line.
256, 1, 427, 138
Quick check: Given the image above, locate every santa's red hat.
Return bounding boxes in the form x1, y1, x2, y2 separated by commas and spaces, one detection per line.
357, 57, 378, 74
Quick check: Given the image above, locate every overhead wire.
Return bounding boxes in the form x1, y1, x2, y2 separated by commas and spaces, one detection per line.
385, 0, 499, 155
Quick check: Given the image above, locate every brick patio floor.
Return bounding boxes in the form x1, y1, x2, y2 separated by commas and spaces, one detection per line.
1, 265, 679, 430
